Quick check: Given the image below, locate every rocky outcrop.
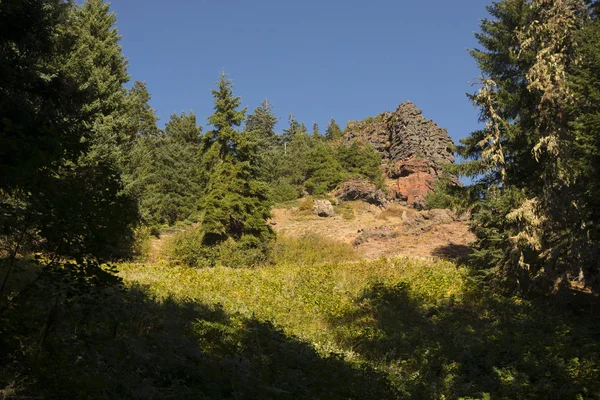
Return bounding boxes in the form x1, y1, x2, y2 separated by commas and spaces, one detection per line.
343, 101, 456, 208
313, 199, 335, 217
344, 101, 454, 165
402, 209, 455, 235
385, 158, 440, 208
333, 179, 388, 207
353, 226, 399, 246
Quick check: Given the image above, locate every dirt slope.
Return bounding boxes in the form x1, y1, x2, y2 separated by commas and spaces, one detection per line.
270, 202, 475, 260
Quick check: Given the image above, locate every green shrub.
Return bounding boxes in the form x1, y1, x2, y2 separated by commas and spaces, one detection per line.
298, 197, 314, 212
336, 142, 384, 189
168, 228, 207, 267
425, 180, 469, 212
270, 233, 358, 266
168, 229, 271, 268
270, 182, 299, 203
338, 204, 355, 220
217, 236, 271, 268
131, 226, 152, 261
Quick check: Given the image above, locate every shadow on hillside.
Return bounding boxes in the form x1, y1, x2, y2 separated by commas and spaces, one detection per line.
1, 280, 399, 399
329, 282, 600, 399
431, 243, 473, 261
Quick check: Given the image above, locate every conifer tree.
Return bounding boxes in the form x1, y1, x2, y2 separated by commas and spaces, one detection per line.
66, 0, 130, 161
282, 114, 302, 144
245, 99, 278, 148
312, 122, 321, 137
1, 0, 137, 262
126, 81, 159, 139
325, 118, 344, 141
198, 73, 273, 263
165, 111, 203, 144
128, 110, 203, 226
458, 0, 597, 293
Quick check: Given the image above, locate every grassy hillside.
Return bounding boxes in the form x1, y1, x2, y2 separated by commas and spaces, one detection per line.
2, 236, 598, 399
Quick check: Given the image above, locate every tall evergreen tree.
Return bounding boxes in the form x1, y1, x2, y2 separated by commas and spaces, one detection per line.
325, 118, 344, 141
0, 0, 137, 263
198, 73, 273, 261
0, 0, 83, 192
282, 114, 302, 144
566, 15, 600, 287
126, 81, 159, 139
127, 109, 203, 226
458, 0, 596, 293
312, 122, 321, 137
66, 0, 130, 161
245, 99, 278, 148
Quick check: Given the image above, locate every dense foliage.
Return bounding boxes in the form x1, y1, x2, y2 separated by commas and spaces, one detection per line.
3, 0, 600, 398
0, 0, 137, 265
457, 0, 600, 294
4, 249, 599, 399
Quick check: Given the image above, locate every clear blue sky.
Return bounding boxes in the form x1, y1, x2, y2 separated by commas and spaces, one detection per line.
108, 0, 490, 144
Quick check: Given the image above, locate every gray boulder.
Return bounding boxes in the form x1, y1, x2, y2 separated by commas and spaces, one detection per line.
334, 179, 388, 207
313, 199, 335, 217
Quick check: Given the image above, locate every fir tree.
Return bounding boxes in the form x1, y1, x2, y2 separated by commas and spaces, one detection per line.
66, 0, 130, 160
282, 114, 302, 144
128, 110, 203, 226
165, 111, 202, 144
0, 0, 137, 262
198, 73, 273, 263
325, 118, 344, 141
245, 99, 278, 148
312, 122, 321, 137
458, 0, 596, 293
126, 81, 159, 139
336, 141, 384, 188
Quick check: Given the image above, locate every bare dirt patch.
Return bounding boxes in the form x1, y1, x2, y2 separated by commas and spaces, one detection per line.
269, 203, 475, 260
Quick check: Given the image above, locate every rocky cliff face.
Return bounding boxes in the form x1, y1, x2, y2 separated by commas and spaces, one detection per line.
344, 101, 455, 165
343, 101, 456, 208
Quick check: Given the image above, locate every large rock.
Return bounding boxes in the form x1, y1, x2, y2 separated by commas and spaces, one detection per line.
386, 158, 437, 209
402, 208, 455, 234
344, 101, 455, 165
313, 199, 335, 217
344, 102, 456, 208
333, 179, 388, 207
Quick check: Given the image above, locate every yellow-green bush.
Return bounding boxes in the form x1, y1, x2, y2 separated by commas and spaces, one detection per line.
270, 233, 358, 266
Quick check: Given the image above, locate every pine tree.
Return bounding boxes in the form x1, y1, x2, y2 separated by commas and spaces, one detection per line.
312, 122, 321, 137
304, 140, 343, 195
165, 111, 202, 144
128, 110, 203, 226
245, 99, 278, 148
198, 73, 273, 264
325, 118, 344, 141
336, 141, 384, 188
126, 81, 160, 139
0, 0, 137, 262
0, 0, 83, 191
458, 0, 596, 293
66, 0, 130, 161
282, 114, 302, 144
566, 16, 600, 287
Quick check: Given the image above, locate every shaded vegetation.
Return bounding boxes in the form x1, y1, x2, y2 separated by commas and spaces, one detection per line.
3, 1, 600, 398
455, 0, 600, 294
5, 253, 598, 398
0, 261, 397, 399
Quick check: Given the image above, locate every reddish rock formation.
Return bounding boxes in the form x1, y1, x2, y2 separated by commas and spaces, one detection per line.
388, 165, 436, 208
343, 102, 456, 208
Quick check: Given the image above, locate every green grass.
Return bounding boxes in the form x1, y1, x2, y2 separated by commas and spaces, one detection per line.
2, 239, 600, 399
119, 256, 465, 351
